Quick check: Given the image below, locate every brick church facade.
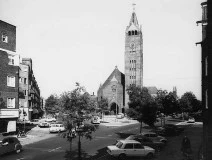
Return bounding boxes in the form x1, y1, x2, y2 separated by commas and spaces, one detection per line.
97, 8, 144, 114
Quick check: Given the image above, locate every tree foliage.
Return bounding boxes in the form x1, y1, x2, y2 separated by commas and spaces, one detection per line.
45, 94, 60, 116
179, 92, 201, 113
59, 83, 97, 141
126, 85, 157, 130
97, 97, 109, 112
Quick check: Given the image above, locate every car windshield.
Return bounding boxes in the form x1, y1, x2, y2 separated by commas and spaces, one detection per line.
126, 135, 135, 140
116, 141, 123, 148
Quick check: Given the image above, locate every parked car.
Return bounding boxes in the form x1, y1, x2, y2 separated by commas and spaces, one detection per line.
107, 140, 155, 160
91, 116, 100, 124
151, 124, 184, 136
187, 117, 195, 123
141, 132, 167, 143
38, 119, 51, 128
125, 134, 165, 151
49, 123, 66, 133
0, 137, 22, 155
117, 113, 124, 119
30, 119, 40, 125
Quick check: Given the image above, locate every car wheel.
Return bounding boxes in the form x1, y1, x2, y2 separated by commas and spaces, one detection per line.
146, 153, 154, 159
16, 148, 21, 154
118, 153, 126, 160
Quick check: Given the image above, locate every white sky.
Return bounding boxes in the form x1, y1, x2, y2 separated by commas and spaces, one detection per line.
0, 0, 203, 100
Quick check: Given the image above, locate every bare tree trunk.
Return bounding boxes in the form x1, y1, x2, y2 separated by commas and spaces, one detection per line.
70, 138, 72, 160
139, 121, 142, 133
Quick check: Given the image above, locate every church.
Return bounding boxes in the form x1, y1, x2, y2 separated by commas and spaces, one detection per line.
97, 7, 157, 114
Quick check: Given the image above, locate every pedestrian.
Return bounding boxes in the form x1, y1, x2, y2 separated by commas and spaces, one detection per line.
181, 135, 192, 157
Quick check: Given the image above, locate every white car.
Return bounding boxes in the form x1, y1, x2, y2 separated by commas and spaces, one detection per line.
91, 116, 100, 124
117, 113, 124, 119
187, 117, 195, 123
49, 123, 66, 133
107, 140, 155, 159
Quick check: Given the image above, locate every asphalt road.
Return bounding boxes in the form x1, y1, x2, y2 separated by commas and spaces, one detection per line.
2, 123, 146, 160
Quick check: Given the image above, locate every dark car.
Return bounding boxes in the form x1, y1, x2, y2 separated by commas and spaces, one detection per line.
141, 132, 167, 143
151, 124, 184, 136
0, 137, 22, 155
125, 134, 165, 151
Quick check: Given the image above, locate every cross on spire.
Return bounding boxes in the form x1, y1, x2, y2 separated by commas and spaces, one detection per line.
132, 3, 136, 12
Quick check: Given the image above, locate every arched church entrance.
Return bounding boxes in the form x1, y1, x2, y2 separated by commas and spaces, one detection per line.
110, 103, 119, 115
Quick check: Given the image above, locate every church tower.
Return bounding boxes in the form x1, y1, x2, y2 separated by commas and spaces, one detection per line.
125, 5, 143, 108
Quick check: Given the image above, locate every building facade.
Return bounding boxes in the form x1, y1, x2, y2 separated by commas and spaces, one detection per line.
97, 66, 125, 114
197, 1, 212, 160
97, 7, 144, 113
124, 9, 143, 108
0, 20, 20, 133
20, 58, 42, 120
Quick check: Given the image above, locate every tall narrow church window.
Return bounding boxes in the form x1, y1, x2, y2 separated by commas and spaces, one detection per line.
130, 76, 131, 79
135, 30, 137, 35
134, 60, 136, 63
132, 31, 134, 35
128, 31, 131, 36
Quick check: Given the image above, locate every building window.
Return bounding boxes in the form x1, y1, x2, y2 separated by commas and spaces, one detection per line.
130, 76, 131, 79
24, 78, 27, 84
24, 90, 27, 96
128, 31, 131, 36
205, 56, 208, 76
135, 30, 137, 35
19, 77, 22, 83
7, 76, 15, 87
206, 89, 208, 109
7, 98, 15, 108
132, 31, 134, 35
2, 33, 8, 43
8, 55, 15, 65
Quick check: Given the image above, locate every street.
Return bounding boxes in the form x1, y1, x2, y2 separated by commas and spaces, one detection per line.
2, 123, 143, 160
1, 120, 202, 160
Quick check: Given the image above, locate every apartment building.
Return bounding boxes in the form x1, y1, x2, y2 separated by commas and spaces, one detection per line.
0, 20, 20, 133
19, 58, 42, 121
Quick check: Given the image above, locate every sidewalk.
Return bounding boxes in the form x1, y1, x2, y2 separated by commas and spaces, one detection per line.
100, 117, 139, 127
15, 126, 57, 146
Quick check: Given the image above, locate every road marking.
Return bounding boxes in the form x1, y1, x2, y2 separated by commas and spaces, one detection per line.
108, 134, 112, 136
16, 158, 25, 160
48, 147, 62, 152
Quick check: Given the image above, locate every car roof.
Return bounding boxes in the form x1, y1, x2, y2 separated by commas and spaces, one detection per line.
119, 140, 140, 143
141, 132, 156, 134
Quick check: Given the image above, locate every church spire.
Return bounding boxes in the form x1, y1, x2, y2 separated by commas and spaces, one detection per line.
129, 3, 139, 27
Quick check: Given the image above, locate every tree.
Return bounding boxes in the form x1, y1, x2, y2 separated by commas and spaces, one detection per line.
45, 94, 60, 117
163, 92, 180, 115
155, 89, 168, 113
59, 83, 96, 160
98, 97, 109, 115
126, 85, 157, 133
179, 92, 199, 113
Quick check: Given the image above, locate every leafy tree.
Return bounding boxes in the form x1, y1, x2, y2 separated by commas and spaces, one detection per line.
155, 89, 168, 113
59, 83, 96, 160
126, 85, 157, 132
98, 97, 109, 113
163, 92, 180, 115
44, 94, 60, 117
179, 92, 199, 113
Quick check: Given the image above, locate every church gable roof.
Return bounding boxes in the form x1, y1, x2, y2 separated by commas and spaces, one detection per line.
99, 66, 124, 91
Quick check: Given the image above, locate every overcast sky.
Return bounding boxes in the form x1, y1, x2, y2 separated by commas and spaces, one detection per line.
0, 0, 203, 100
